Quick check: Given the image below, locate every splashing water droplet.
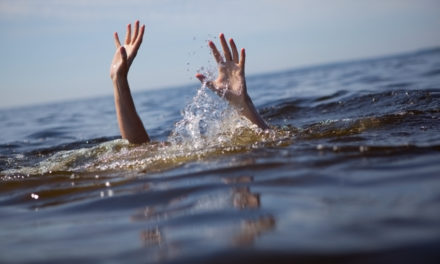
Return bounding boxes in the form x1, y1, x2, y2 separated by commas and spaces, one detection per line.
171, 83, 228, 148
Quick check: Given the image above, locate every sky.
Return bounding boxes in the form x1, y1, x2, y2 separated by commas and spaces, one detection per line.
1, 0, 440, 109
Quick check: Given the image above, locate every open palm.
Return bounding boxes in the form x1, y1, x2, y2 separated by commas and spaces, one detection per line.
196, 33, 248, 109
110, 21, 145, 80
196, 33, 269, 129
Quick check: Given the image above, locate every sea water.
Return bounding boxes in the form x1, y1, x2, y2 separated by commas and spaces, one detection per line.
1, 48, 440, 263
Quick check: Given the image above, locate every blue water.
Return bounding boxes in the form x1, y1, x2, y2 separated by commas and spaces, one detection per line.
1, 48, 440, 263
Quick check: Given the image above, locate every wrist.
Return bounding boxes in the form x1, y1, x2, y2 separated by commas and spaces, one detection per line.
112, 75, 131, 97
111, 73, 128, 83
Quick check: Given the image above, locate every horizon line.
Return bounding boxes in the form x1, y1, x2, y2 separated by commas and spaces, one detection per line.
2, 44, 439, 111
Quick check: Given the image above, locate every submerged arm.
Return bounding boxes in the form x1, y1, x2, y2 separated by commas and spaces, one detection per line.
110, 21, 149, 144
196, 33, 269, 130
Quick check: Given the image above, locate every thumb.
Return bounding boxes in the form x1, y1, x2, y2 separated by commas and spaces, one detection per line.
195, 73, 216, 91
120, 46, 128, 62
195, 73, 206, 83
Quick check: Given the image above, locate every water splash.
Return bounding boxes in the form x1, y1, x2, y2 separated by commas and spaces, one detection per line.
170, 83, 250, 148
1, 82, 269, 176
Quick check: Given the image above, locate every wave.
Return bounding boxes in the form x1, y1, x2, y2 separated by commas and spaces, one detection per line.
2, 84, 439, 179
0, 85, 289, 177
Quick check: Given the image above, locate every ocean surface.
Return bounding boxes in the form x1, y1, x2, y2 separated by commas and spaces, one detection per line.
1, 48, 440, 263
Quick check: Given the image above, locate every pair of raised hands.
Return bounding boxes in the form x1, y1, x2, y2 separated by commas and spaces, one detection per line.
110, 21, 268, 135
110, 21, 249, 111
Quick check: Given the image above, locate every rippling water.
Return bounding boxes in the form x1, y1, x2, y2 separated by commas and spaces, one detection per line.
1, 48, 440, 263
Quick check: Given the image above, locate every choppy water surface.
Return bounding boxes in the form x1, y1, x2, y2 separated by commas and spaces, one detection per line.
1, 48, 440, 263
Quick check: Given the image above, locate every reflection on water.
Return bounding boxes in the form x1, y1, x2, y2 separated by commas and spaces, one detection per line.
133, 173, 275, 262
235, 216, 275, 246
1, 48, 440, 263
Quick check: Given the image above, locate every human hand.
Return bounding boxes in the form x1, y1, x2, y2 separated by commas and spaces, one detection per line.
110, 20, 145, 80
196, 33, 248, 109
196, 34, 269, 129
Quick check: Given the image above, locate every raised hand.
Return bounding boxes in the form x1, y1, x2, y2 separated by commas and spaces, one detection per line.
110, 21, 149, 144
110, 20, 145, 80
196, 34, 269, 129
196, 33, 247, 109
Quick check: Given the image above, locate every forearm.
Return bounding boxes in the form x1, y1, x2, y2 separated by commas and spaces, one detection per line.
238, 93, 269, 130
112, 76, 150, 144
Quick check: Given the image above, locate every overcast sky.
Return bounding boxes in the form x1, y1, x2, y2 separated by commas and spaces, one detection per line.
1, 0, 440, 108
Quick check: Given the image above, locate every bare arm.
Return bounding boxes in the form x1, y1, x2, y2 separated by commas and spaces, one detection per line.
196, 33, 269, 130
110, 21, 149, 144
